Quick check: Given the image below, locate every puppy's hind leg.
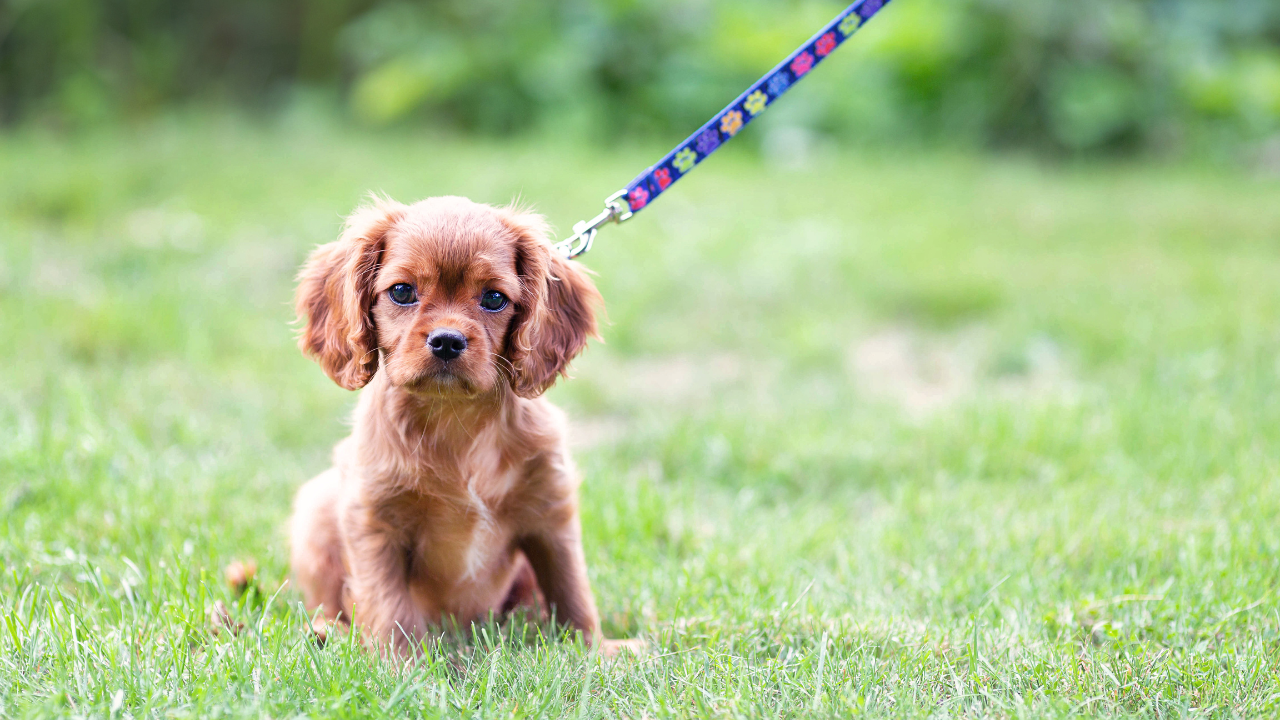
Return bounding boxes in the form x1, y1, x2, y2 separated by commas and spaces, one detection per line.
290, 468, 347, 629
500, 551, 545, 617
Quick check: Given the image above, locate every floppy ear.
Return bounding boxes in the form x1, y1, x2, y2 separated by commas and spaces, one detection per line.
294, 198, 405, 390
502, 208, 602, 398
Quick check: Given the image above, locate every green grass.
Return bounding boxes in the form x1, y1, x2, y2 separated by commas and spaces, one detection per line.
2, 115, 1280, 718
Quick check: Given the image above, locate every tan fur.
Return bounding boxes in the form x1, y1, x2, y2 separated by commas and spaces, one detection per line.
289, 195, 637, 656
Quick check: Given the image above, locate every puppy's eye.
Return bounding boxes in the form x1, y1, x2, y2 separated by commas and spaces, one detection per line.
388, 283, 417, 306
479, 290, 508, 312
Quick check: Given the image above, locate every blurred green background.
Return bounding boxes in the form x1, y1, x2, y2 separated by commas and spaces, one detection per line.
3, 0, 1279, 155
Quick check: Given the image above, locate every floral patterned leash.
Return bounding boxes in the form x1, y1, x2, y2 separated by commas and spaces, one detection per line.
554, 0, 894, 259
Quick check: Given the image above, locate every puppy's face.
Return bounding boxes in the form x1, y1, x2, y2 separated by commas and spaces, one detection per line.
295, 196, 600, 399
371, 203, 522, 396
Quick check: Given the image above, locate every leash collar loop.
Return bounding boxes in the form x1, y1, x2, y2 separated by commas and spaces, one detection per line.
553, 188, 632, 259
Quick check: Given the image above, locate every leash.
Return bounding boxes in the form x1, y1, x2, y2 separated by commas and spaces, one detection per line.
553, 0, 894, 259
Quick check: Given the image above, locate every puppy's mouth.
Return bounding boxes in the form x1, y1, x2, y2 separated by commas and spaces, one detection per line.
404, 367, 479, 396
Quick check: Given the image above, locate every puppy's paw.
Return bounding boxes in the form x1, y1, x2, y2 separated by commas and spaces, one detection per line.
309, 616, 350, 647
309, 618, 331, 646
598, 637, 646, 658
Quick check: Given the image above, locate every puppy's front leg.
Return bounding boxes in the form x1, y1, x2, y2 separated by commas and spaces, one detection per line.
519, 516, 603, 645
342, 508, 423, 654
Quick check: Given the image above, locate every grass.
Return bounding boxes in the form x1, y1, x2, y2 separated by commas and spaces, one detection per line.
1, 115, 1279, 718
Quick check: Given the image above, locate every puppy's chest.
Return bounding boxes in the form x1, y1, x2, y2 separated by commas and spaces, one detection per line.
392, 465, 526, 583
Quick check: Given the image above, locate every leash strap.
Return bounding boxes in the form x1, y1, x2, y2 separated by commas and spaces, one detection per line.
555, 0, 894, 258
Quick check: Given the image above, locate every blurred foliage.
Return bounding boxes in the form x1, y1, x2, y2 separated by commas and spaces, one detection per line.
1, 0, 1278, 153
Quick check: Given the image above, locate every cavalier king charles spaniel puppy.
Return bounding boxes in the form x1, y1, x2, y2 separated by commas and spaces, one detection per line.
288, 195, 637, 655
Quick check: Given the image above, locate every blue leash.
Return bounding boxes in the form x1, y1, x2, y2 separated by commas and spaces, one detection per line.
555, 0, 895, 258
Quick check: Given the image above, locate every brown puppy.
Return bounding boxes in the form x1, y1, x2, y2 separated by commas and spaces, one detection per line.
289, 195, 633, 655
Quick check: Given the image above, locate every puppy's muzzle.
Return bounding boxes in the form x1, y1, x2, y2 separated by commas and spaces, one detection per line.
427, 328, 468, 361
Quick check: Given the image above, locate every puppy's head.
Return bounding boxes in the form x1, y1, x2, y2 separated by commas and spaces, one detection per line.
295, 195, 600, 398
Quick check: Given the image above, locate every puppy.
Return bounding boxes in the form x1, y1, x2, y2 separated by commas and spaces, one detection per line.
289, 195, 633, 655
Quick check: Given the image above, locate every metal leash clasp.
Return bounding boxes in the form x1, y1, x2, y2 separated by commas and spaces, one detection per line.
553, 189, 634, 259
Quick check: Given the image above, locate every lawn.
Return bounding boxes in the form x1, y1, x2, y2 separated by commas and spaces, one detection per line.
1, 116, 1279, 718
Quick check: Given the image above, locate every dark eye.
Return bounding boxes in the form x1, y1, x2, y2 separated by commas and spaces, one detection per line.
388, 283, 417, 306
479, 290, 508, 312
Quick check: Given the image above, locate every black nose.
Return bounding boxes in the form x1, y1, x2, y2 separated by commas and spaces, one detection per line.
427, 328, 468, 360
